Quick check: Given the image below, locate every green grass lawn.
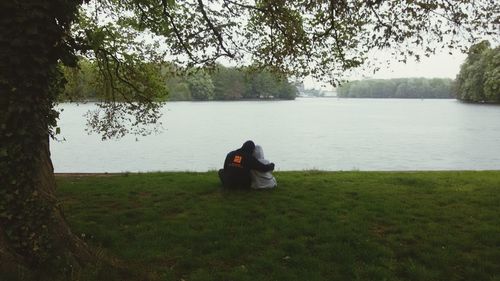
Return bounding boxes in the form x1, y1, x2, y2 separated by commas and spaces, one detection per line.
56, 171, 500, 281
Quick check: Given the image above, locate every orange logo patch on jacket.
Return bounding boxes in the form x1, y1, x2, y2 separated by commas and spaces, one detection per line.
233, 155, 242, 164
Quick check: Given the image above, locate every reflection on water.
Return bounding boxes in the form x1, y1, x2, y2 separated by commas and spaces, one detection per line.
51, 98, 500, 172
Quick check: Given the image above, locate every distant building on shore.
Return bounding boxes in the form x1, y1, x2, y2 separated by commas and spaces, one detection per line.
294, 82, 337, 97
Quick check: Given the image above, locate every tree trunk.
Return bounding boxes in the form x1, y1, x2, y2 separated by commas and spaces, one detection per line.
34, 136, 95, 266
0, 231, 26, 277
0, 0, 96, 278
0, 136, 94, 278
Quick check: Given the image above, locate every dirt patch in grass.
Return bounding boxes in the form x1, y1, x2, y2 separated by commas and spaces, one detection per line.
55, 173, 122, 177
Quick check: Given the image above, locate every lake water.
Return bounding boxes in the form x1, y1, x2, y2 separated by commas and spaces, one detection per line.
51, 98, 500, 172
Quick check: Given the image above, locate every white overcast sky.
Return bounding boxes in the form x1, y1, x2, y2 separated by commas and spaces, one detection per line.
370, 51, 466, 79
303, 48, 467, 89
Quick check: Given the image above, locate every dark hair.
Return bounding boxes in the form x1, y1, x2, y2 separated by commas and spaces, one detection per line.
241, 140, 255, 153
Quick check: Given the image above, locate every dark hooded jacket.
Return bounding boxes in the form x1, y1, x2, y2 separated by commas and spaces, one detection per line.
221, 141, 274, 188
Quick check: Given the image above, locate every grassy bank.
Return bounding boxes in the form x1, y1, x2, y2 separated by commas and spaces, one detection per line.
55, 171, 500, 281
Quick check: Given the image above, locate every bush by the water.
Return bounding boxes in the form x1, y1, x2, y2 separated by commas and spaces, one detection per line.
455, 40, 500, 103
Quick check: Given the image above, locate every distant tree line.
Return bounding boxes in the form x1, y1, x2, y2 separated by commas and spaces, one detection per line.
61, 61, 297, 102
455, 40, 500, 103
337, 78, 454, 99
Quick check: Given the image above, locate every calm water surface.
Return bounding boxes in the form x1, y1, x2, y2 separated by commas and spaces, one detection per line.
51, 98, 500, 172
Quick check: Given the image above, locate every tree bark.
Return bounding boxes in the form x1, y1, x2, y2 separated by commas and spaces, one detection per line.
0, 231, 26, 277
0, 137, 94, 278
35, 136, 94, 266
0, 0, 95, 278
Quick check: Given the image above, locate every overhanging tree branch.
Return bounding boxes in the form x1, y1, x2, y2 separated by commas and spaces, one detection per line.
196, 0, 235, 58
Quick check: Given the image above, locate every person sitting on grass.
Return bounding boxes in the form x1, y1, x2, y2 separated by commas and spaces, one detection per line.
250, 145, 277, 189
218, 140, 275, 189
